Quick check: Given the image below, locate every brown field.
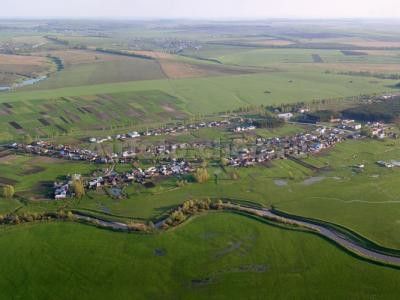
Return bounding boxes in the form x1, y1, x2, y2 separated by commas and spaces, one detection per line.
342, 39, 400, 48
159, 59, 209, 78
0, 54, 51, 85
131, 50, 263, 79
0, 176, 18, 185
365, 50, 400, 57
36, 49, 143, 66
311, 62, 400, 73
302, 37, 400, 48
0, 153, 18, 163
0, 54, 47, 66
251, 39, 295, 46
11, 36, 48, 46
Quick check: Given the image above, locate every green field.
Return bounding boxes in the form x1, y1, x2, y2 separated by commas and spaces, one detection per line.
194, 48, 400, 67
0, 71, 397, 141
1, 213, 400, 300
0, 90, 187, 141
31, 58, 166, 90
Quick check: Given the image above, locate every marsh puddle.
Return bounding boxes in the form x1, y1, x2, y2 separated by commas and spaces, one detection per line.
302, 176, 325, 186
274, 179, 288, 186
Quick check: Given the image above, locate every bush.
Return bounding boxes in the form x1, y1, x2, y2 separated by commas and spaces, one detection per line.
72, 179, 85, 198
1, 185, 15, 199
194, 168, 209, 183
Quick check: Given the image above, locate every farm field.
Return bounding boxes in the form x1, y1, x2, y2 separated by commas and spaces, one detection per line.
1, 214, 400, 300
185, 47, 400, 73
31, 57, 167, 89
0, 53, 53, 86
3, 70, 397, 107
0, 69, 396, 142
0, 90, 188, 142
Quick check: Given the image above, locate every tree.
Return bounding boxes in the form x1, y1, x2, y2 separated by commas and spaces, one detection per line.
170, 210, 186, 224
23, 134, 32, 145
194, 168, 209, 183
66, 211, 75, 220
229, 171, 239, 181
2, 185, 15, 199
113, 140, 121, 155
72, 179, 85, 198
360, 126, 372, 138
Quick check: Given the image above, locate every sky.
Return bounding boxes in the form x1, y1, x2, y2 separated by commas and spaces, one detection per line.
2, 0, 400, 19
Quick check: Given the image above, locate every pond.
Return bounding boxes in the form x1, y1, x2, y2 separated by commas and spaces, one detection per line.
109, 187, 123, 198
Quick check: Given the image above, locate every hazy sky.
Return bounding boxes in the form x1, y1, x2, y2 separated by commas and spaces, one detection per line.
2, 0, 400, 19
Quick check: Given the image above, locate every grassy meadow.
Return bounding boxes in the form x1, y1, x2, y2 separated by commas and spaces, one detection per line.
1, 214, 400, 300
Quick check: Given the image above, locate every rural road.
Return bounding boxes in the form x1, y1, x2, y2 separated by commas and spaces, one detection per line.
74, 214, 129, 231
73, 203, 400, 267
233, 204, 400, 266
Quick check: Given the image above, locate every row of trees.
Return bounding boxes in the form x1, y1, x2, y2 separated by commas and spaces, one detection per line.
164, 198, 217, 227
0, 210, 75, 225
342, 97, 400, 123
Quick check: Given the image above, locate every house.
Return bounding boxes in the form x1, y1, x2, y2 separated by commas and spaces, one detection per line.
278, 113, 293, 120
122, 151, 136, 158
127, 131, 140, 138
54, 182, 69, 199
353, 124, 362, 131
377, 161, 394, 168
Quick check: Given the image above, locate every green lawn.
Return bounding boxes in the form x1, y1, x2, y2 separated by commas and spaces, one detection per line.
1, 213, 400, 299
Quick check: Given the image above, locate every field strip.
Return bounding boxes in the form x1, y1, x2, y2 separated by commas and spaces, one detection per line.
309, 196, 400, 204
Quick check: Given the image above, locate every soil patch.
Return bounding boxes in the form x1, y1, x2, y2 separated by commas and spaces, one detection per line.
9, 121, 23, 129
341, 50, 368, 56
154, 248, 167, 257
0, 176, 18, 185
55, 124, 67, 133
21, 165, 45, 175
191, 278, 214, 287
312, 54, 324, 63
215, 241, 242, 258
59, 116, 70, 124
38, 118, 51, 126
144, 182, 155, 189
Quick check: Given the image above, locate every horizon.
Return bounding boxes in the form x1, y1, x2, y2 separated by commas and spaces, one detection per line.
2, 0, 400, 19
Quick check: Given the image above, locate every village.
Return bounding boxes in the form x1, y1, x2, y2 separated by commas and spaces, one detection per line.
3, 111, 398, 200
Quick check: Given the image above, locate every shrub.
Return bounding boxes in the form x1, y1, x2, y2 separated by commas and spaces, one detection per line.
1, 185, 15, 199
72, 179, 85, 198
194, 168, 209, 183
